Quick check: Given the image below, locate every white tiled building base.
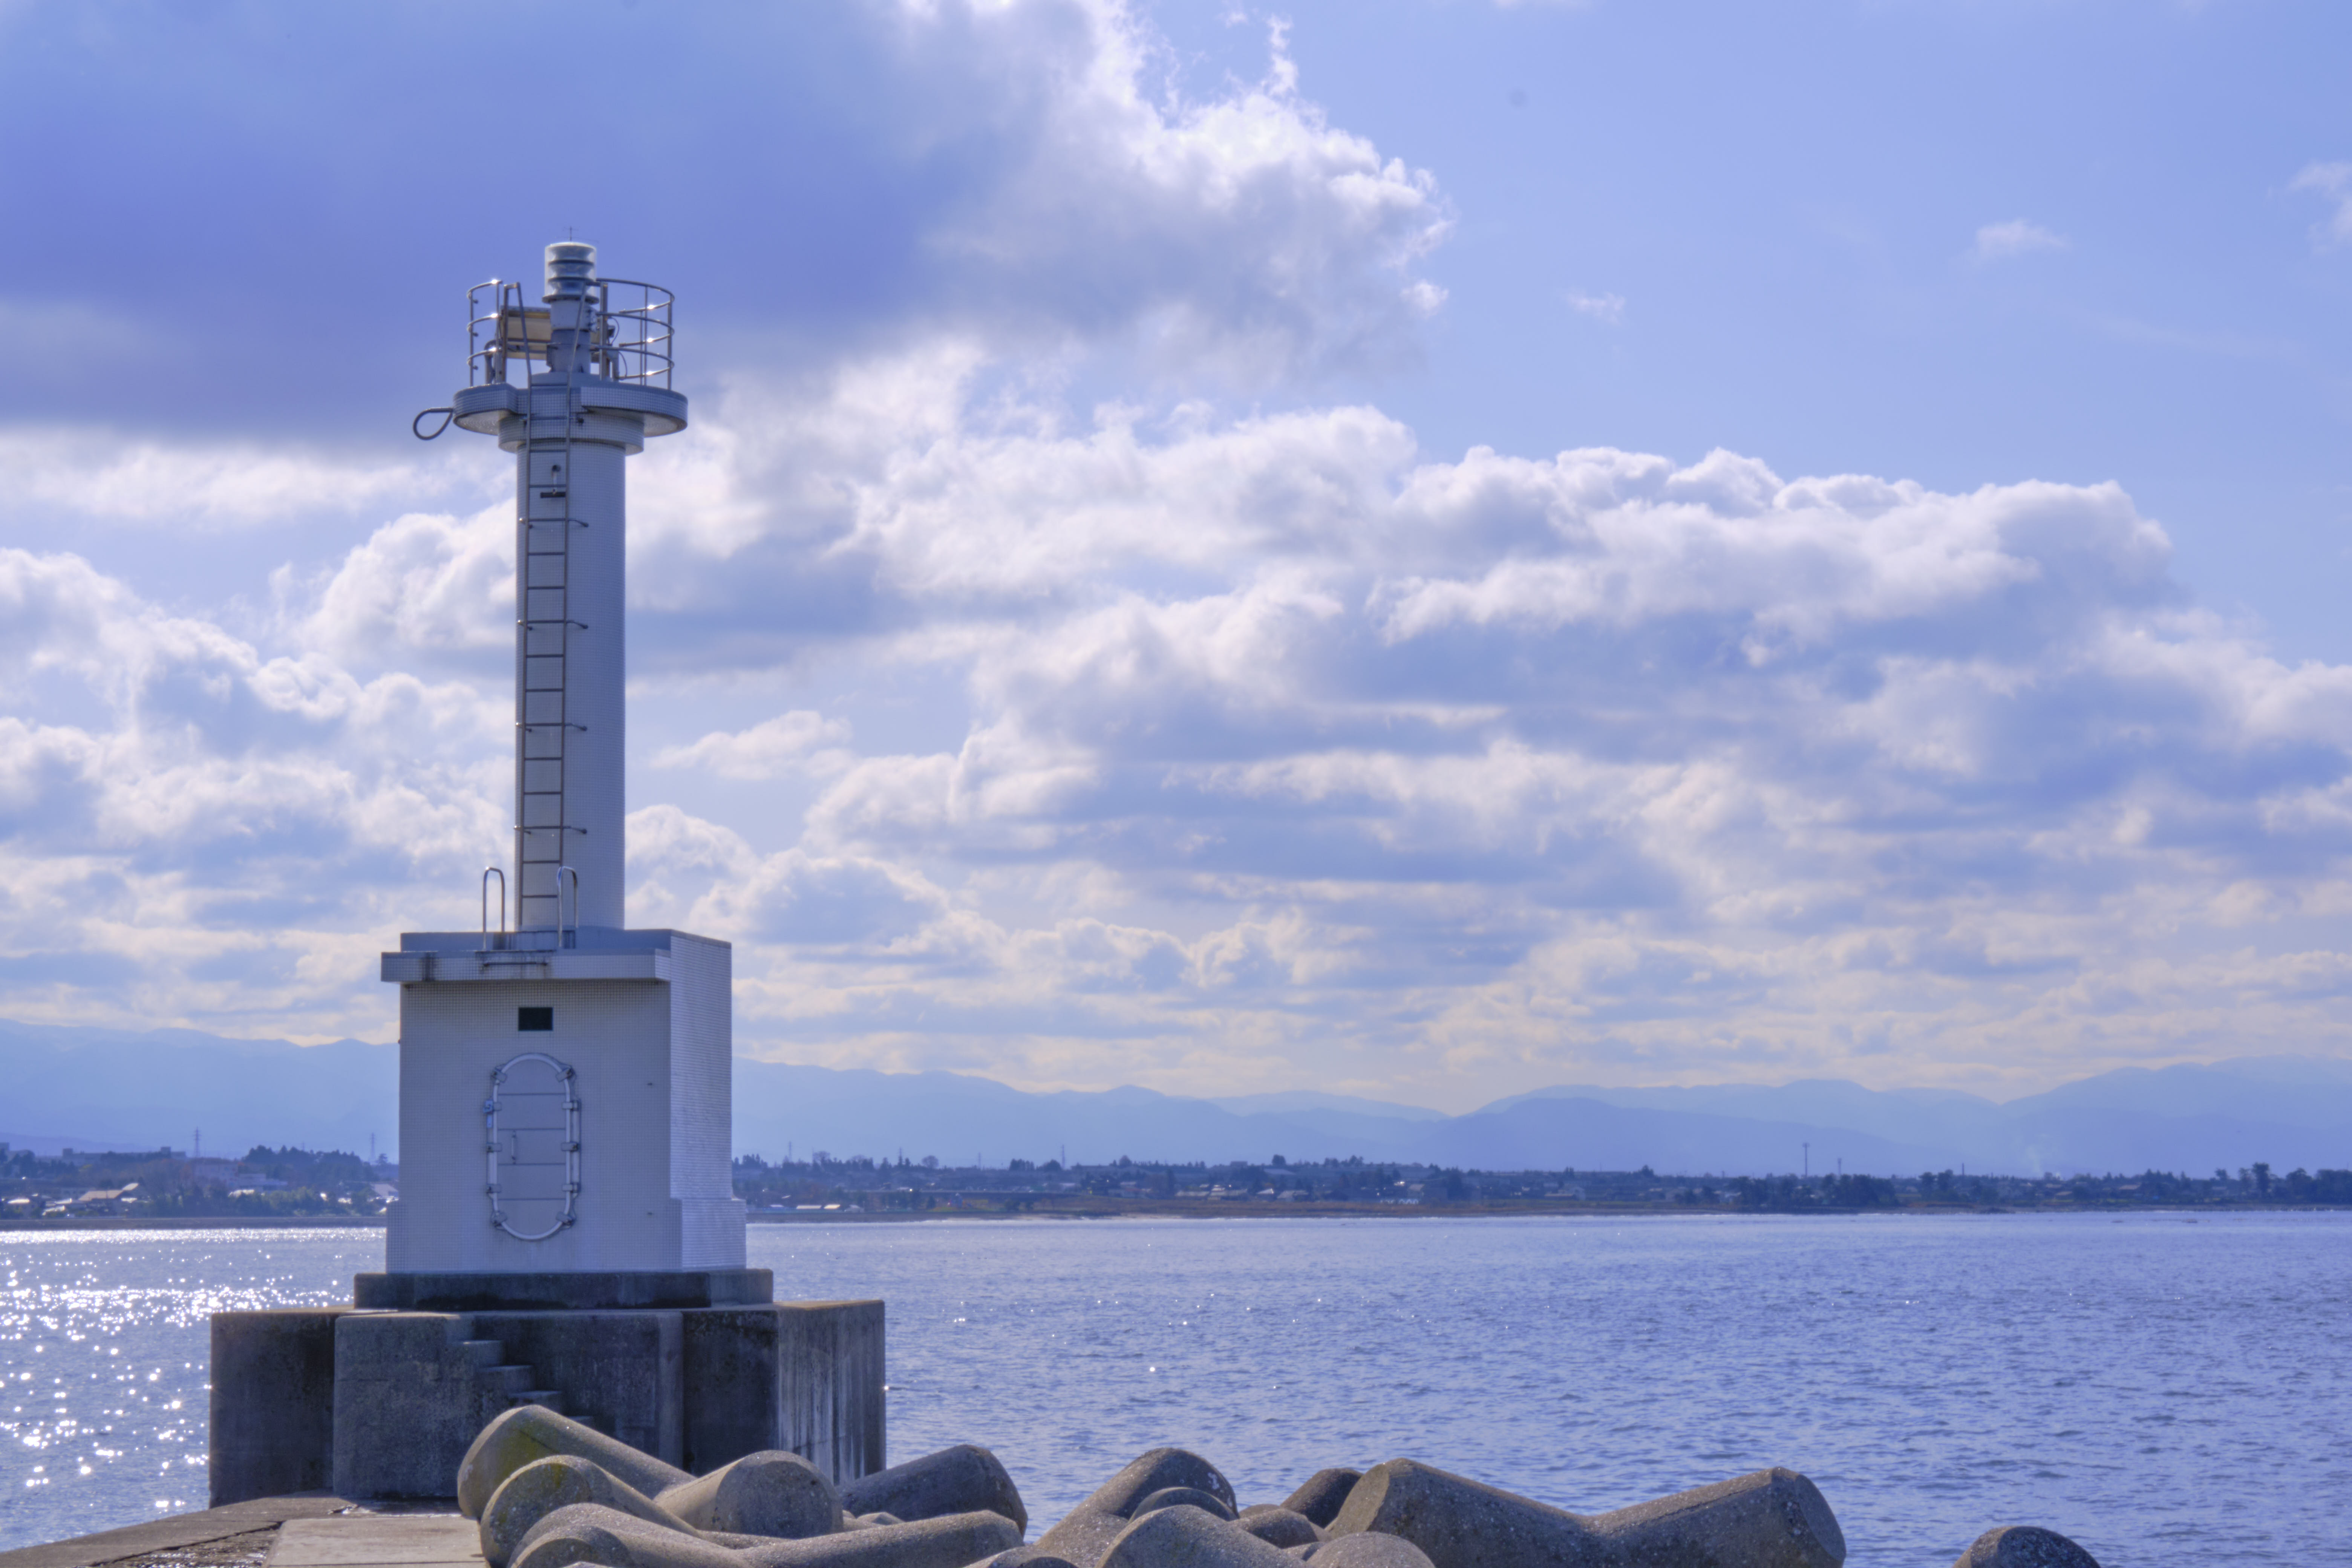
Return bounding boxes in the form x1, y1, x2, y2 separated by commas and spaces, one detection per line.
382, 928, 745, 1273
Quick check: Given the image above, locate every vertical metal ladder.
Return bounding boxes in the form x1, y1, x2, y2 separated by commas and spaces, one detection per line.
514, 281, 596, 939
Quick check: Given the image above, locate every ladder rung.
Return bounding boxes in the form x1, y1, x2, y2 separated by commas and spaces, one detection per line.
514, 389, 594, 883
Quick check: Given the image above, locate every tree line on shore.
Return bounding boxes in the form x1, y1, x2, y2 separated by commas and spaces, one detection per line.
728, 1151, 2352, 1212
11, 1143, 2345, 1223
0, 1142, 393, 1218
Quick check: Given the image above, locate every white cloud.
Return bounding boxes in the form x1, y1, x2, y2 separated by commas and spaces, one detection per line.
0, 2, 1452, 435
11, 381, 2352, 1099
1565, 290, 1625, 325
1, 0, 2348, 1106
0, 429, 469, 530
851, 4, 1452, 382
605, 364, 2352, 1100
1971, 219, 2070, 263
2290, 161, 2352, 246
0, 544, 505, 1040
279, 505, 512, 665
655, 712, 856, 781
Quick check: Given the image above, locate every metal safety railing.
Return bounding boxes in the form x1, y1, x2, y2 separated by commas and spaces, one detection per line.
599, 279, 674, 387
465, 277, 673, 389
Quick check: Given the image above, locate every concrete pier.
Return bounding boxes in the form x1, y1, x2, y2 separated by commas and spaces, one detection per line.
210, 1294, 883, 1508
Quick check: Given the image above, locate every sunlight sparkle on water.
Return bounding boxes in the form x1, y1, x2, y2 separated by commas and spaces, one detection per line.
0, 1228, 379, 1545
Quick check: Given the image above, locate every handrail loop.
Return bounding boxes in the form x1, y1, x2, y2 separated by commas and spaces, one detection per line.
556, 865, 580, 950
480, 866, 507, 948
412, 407, 454, 440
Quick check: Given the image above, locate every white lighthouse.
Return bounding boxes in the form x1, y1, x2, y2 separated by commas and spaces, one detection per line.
378, 243, 748, 1283
206, 247, 874, 1509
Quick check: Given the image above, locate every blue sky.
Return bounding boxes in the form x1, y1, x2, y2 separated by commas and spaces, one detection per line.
3, 0, 2350, 1107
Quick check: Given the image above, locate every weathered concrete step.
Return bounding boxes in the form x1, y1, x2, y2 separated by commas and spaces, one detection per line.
515, 1390, 566, 1414
479, 1363, 539, 1398
456, 1338, 508, 1368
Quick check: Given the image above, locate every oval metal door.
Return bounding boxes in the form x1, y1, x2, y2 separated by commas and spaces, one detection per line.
486, 1051, 579, 1239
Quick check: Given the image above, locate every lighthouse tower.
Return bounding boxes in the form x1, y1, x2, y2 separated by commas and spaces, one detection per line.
376, 243, 748, 1285
205, 248, 876, 1510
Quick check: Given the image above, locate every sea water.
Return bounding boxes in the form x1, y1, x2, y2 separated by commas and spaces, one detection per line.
2, 1214, 2346, 1563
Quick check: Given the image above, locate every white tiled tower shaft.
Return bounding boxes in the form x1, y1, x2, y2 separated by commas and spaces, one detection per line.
514, 402, 628, 929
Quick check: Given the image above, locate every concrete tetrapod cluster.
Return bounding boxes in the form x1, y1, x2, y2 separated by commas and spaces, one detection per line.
453, 1408, 2103, 1568
1033, 1452, 1847, 1568
456, 1407, 1024, 1568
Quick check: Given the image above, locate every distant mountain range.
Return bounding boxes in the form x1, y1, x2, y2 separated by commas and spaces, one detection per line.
0, 1018, 399, 1161
728, 1055, 2352, 1178
3, 1016, 2347, 1178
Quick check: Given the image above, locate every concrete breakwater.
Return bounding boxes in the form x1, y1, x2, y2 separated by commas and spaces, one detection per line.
446, 1406, 2101, 1568
206, 1279, 885, 1509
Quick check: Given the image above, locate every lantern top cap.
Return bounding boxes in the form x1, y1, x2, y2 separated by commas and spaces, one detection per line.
544, 241, 598, 303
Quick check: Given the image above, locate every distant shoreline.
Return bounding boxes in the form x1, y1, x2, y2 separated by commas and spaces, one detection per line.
5, 1200, 2344, 1234
741, 1197, 2347, 1220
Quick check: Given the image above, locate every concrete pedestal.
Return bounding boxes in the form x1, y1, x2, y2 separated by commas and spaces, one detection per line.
210, 1289, 883, 1507
207, 1307, 349, 1502
354, 1268, 773, 1311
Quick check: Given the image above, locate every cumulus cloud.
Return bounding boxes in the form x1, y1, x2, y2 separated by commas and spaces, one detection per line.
655, 712, 856, 781
21, 308, 2352, 1099
902, 10, 1452, 380
561, 351, 2352, 1100
1, 0, 2347, 1106
0, 1, 1450, 430
2290, 161, 2352, 246
0, 546, 506, 1039
277, 505, 513, 666
1971, 219, 2069, 262
0, 429, 459, 531
12, 369, 2352, 1099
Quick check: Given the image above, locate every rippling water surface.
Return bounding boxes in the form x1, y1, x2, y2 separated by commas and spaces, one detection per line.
3, 1214, 2346, 1563
0, 1228, 381, 1551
